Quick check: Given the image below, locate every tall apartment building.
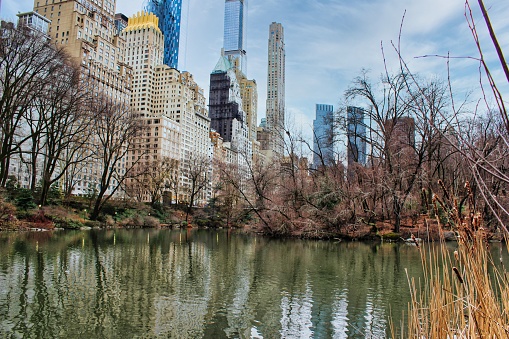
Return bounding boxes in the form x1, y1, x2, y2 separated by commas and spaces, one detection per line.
209, 54, 252, 171
32, 0, 133, 197
384, 117, 416, 159
228, 55, 258, 160
33, 0, 132, 98
239, 76, 257, 140
222, 0, 258, 163
114, 13, 128, 35
313, 104, 335, 168
123, 11, 164, 119
122, 11, 210, 205
157, 69, 211, 205
223, 0, 247, 76
264, 22, 285, 157
122, 12, 180, 202
347, 106, 367, 167
145, 0, 182, 69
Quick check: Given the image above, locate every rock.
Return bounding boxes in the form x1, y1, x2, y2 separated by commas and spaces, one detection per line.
443, 231, 457, 241
80, 226, 92, 231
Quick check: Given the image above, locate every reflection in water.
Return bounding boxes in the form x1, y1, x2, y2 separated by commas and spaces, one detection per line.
331, 290, 349, 339
1, 230, 507, 338
280, 282, 314, 338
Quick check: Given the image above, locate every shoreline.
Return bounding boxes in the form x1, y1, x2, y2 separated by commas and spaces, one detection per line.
3, 220, 501, 243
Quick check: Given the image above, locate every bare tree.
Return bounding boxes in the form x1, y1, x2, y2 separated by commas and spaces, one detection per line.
463, 0, 509, 228
21, 101, 45, 191
214, 160, 243, 227
0, 21, 68, 186
89, 97, 145, 220
344, 71, 428, 232
33, 59, 91, 205
217, 151, 280, 233
395, 78, 458, 218
392, 0, 509, 230
128, 157, 179, 206
61, 145, 92, 201
182, 153, 211, 222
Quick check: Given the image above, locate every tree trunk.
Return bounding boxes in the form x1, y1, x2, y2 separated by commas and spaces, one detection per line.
393, 197, 401, 233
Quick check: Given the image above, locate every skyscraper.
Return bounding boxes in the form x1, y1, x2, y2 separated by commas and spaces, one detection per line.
209, 55, 251, 161
347, 106, 367, 167
32, 0, 133, 197
313, 104, 335, 168
265, 22, 285, 157
223, 0, 247, 76
384, 117, 416, 158
145, 0, 182, 69
114, 13, 128, 36
123, 11, 211, 204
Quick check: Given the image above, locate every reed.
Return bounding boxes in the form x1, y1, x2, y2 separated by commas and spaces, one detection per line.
394, 183, 509, 338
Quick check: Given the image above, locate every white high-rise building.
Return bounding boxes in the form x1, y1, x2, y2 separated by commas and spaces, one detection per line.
123, 12, 211, 205
265, 22, 285, 157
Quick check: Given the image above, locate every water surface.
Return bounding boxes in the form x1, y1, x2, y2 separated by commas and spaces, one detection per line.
1, 229, 502, 338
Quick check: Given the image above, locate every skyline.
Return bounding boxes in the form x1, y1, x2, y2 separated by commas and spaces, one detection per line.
2, 0, 508, 144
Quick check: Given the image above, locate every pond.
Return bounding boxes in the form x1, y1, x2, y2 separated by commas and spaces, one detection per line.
0, 229, 506, 338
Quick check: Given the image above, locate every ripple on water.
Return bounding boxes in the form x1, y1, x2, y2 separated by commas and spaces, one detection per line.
4, 230, 504, 339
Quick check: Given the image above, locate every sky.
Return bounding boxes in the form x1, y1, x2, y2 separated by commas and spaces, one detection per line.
2, 0, 508, 141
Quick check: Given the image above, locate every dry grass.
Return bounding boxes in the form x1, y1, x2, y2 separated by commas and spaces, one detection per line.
394, 184, 509, 338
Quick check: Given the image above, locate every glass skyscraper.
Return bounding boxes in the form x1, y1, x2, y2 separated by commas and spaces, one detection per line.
347, 106, 367, 167
223, 0, 247, 75
313, 104, 335, 168
146, 0, 182, 69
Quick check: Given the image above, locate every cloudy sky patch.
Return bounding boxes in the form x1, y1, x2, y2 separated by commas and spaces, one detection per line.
2, 0, 507, 131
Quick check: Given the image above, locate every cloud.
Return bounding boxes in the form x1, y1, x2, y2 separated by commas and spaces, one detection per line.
3, 0, 507, 140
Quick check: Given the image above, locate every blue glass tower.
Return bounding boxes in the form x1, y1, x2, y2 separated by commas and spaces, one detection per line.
223, 0, 247, 75
313, 104, 335, 168
347, 106, 366, 167
145, 0, 182, 69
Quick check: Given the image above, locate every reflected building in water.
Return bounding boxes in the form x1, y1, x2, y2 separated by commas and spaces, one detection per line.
0, 230, 432, 338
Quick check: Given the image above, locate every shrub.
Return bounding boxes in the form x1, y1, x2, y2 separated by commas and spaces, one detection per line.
50, 216, 83, 229
104, 215, 115, 227
0, 197, 16, 221
14, 188, 36, 210
84, 220, 102, 228
15, 209, 34, 220
131, 215, 144, 227
26, 210, 52, 225
118, 215, 144, 227
194, 218, 209, 227
144, 216, 160, 228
